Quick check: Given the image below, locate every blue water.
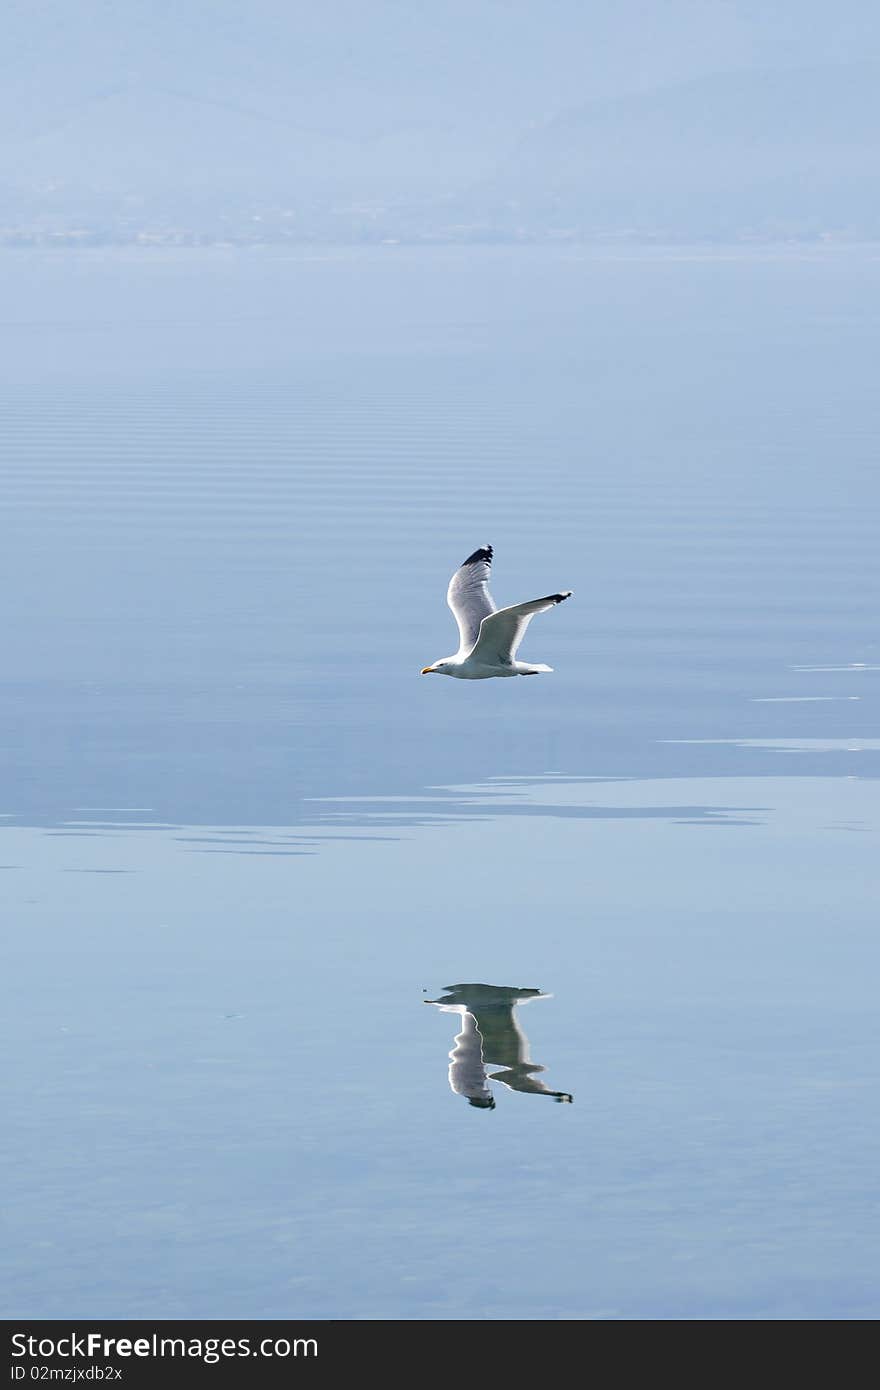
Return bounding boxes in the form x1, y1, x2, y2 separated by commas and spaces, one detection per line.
2, 245, 879, 1319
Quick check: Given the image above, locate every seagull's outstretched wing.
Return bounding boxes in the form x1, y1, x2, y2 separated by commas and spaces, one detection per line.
469, 592, 571, 666
447, 545, 496, 653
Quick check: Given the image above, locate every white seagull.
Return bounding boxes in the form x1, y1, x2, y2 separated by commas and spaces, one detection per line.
421, 545, 571, 679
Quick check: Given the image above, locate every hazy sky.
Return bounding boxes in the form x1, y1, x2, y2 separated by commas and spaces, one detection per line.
2, 2, 878, 228
5, 0, 880, 138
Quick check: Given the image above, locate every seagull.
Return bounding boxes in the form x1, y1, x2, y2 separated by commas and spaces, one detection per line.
421, 545, 571, 679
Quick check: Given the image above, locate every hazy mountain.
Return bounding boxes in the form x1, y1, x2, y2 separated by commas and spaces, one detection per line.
471, 63, 880, 237
0, 83, 493, 208
2, 4, 879, 241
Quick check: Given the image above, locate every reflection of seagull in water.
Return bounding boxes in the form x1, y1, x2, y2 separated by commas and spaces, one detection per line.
420, 545, 572, 679
425, 983, 573, 1109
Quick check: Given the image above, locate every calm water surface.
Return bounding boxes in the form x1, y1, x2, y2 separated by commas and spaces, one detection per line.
2, 246, 879, 1318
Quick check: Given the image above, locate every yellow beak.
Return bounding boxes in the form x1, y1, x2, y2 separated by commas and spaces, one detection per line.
421, 666, 435, 675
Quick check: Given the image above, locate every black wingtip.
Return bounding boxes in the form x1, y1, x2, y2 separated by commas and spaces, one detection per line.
548, 590, 572, 604
461, 544, 493, 567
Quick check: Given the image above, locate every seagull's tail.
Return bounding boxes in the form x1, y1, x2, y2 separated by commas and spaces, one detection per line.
520, 663, 553, 675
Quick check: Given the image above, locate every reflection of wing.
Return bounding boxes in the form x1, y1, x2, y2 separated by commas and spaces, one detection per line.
468, 592, 571, 665
448, 1012, 495, 1109
447, 546, 496, 654
473, 1000, 530, 1069
430, 984, 545, 1008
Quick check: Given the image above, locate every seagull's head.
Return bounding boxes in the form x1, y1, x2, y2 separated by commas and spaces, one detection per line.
421, 659, 454, 676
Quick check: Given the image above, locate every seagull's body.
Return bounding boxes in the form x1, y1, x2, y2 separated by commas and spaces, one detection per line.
421, 545, 571, 679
